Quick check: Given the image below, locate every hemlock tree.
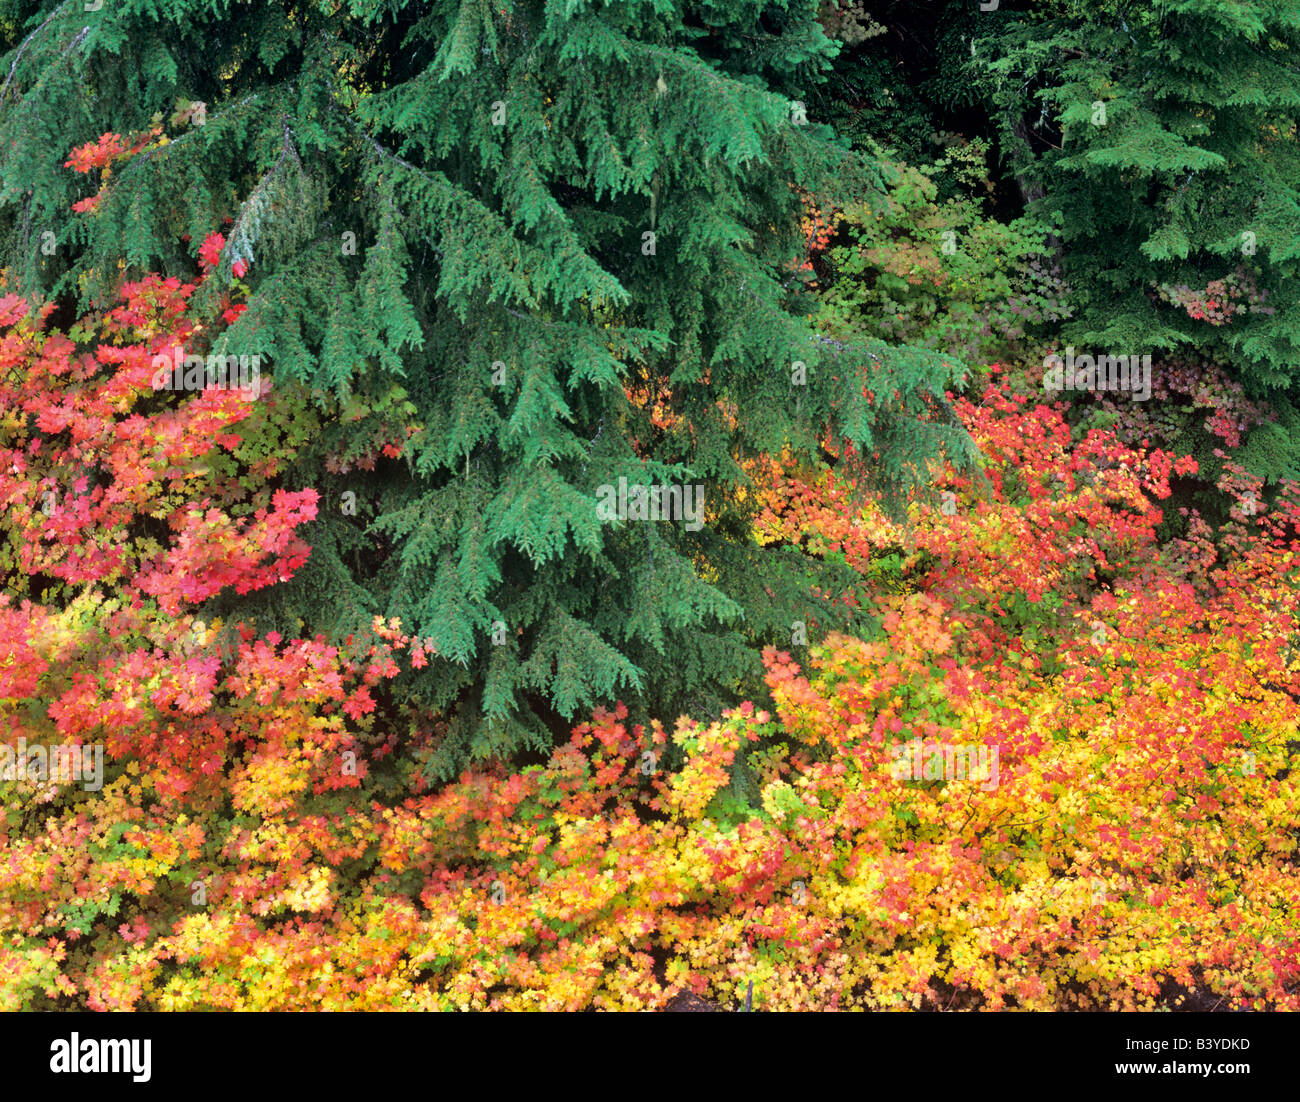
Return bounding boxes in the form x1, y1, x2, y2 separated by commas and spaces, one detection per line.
0, 0, 975, 773
973, 0, 1300, 390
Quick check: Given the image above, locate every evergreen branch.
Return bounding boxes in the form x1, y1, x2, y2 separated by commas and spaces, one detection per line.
223, 118, 303, 269
1, 0, 75, 105
111, 93, 262, 170
59, 23, 89, 62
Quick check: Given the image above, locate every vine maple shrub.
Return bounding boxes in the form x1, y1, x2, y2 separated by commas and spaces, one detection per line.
2, 261, 1298, 1008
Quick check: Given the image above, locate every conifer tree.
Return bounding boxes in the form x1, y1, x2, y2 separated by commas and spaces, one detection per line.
973, 0, 1300, 389
0, 0, 974, 771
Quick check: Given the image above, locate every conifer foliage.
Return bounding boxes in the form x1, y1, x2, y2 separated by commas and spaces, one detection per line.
0, 0, 975, 768
974, 0, 1300, 387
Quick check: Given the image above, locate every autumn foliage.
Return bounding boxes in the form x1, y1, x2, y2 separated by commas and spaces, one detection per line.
4, 247, 1298, 1011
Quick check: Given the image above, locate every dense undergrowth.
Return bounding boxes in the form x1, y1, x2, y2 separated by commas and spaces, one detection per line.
3, 270, 1297, 1010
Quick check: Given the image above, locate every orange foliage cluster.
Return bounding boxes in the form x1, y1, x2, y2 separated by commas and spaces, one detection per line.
793, 187, 837, 277
2, 217, 1297, 1007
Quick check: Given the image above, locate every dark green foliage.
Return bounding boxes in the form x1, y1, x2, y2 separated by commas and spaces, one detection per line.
973, 0, 1300, 392
812, 137, 1067, 368
1237, 404, 1300, 484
